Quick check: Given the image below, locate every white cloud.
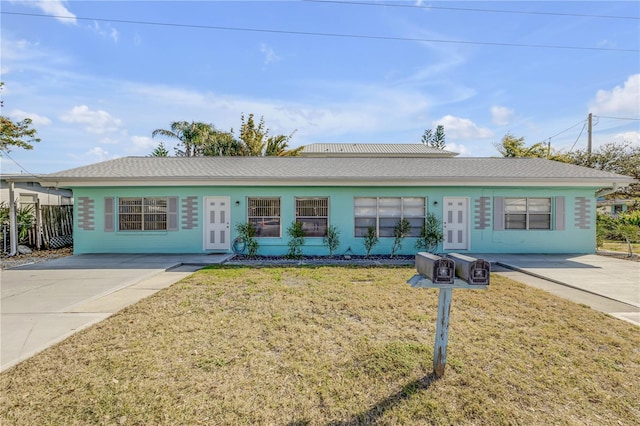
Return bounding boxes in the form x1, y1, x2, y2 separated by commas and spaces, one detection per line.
129, 82, 432, 142
17, 0, 77, 25
433, 115, 493, 139
91, 21, 119, 43
8, 109, 52, 126
260, 43, 280, 65
491, 106, 514, 126
60, 105, 123, 134
589, 74, 640, 116
444, 142, 470, 156
129, 136, 156, 153
85, 147, 112, 162
611, 131, 640, 147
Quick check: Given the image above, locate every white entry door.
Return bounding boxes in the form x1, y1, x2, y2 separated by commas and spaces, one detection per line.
443, 197, 469, 250
203, 196, 231, 250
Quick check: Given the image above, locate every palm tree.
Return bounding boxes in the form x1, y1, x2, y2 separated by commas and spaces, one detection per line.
152, 121, 212, 157
265, 133, 303, 156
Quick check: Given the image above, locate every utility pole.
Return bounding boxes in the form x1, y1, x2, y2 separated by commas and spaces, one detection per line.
587, 113, 593, 154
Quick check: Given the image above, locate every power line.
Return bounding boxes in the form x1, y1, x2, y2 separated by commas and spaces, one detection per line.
0, 150, 40, 179
567, 123, 587, 153
2, 11, 638, 53
594, 115, 640, 121
305, 0, 640, 21
546, 119, 588, 141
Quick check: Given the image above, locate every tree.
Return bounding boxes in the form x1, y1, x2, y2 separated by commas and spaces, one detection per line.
496, 134, 639, 199
149, 141, 169, 157
152, 121, 212, 157
200, 129, 245, 156
264, 133, 303, 157
494, 133, 548, 158
564, 141, 640, 199
239, 113, 267, 156
421, 125, 446, 149
238, 113, 302, 157
0, 82, 41, 154
494, 132, 569, 161
152, 114, 301, 157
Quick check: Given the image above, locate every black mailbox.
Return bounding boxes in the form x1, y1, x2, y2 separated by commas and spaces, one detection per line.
415, 252, 455, 284
447, 253, 490, 285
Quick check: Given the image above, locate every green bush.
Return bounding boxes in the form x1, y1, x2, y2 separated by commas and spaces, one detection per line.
415, 212, 443, 254
0, 202, 35, 243
286, 221, 305, 259
362, 226, 379, 257
619, 210, 640, 227
235, 222, 259, 257
323, 225, 340, 257
390, 218, 411, 257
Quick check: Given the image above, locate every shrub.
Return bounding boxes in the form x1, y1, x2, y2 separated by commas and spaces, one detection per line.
415, 212, 443, 254
323, 225, 340, 257
362, 226, 379, 257
390, 218, 411, 257
286, 221, 305, 259
235, 222, 259, 257
0, 202, 35, 243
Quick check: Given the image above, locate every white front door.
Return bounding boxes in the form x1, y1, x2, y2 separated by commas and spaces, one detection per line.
443, 197, 469, 250
203, 196, 231, 250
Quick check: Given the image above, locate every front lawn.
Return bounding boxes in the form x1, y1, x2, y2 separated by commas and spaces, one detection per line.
1, 266, 638, 425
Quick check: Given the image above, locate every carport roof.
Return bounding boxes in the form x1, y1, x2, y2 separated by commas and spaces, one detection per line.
16, 156, 636, 188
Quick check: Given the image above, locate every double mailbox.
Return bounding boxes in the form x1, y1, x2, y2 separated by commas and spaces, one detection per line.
415, 252, 490, 285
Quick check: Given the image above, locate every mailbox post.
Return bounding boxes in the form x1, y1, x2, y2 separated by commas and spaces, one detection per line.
408, 252, 490, 378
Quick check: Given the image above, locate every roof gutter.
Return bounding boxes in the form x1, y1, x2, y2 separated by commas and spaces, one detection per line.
596, 183, 622, 198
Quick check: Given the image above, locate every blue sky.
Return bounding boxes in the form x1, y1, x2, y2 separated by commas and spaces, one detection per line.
1, 0, 639, 174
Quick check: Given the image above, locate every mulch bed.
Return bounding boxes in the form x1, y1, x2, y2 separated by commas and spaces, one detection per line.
224, 254, 416, 267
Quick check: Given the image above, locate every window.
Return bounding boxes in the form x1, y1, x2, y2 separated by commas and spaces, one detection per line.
119, 197, 167, 231
354, 197, 425, 237
296, 197, 328, 237
504, 198, 551, 230
19, 194, 37, 208
248, 197, 281, 237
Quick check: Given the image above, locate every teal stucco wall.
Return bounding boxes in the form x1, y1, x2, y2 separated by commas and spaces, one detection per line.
71, 185, 599, 255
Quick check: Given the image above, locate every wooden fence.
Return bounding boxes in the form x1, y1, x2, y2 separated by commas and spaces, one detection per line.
2, 203, 73, 251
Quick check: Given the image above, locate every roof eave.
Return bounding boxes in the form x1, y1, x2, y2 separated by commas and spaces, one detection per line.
34, 176, 634, 188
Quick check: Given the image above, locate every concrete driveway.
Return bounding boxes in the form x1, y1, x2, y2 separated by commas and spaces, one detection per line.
1, 254, 230, 372
481, 253, 639, 325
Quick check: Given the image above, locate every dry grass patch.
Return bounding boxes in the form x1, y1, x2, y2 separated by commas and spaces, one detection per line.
1, 266, 639, 425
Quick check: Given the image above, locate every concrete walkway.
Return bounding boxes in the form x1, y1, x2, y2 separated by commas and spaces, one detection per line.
479, 254, 639, 325
1, 252, 638, 373
1, 254, 231, 372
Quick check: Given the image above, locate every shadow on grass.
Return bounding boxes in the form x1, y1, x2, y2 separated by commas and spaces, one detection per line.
291, 373, 436, 426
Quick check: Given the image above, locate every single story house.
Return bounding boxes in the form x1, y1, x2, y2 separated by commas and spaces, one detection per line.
1, 174, 73, 208
17, 150, 634, 257
596, 198, 635, 215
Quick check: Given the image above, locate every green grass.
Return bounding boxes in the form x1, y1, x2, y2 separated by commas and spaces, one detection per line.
1, 266, 638, 425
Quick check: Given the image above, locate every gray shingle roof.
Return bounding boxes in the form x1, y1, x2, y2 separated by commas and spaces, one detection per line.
32, 156, 635, 188
301, 143, 458, 157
